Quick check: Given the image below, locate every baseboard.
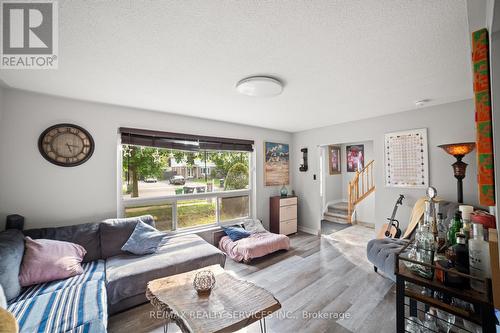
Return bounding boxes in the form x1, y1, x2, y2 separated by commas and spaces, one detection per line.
298, 225, 320, 235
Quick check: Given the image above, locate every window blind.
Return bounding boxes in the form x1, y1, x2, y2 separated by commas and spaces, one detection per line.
119, 127, 254, 152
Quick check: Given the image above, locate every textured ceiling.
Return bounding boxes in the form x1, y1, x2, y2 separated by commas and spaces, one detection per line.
0, 0, 473, 132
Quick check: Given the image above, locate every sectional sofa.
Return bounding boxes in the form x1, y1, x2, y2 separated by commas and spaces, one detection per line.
0, 215, 226, 333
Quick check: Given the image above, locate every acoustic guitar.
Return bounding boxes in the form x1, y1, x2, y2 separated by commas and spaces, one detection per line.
376, 194, 404, 239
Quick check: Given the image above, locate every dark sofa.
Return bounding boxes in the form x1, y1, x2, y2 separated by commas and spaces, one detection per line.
1, 215, 226, 333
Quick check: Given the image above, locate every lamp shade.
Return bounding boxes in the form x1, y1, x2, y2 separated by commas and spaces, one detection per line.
438, 142, 475, 157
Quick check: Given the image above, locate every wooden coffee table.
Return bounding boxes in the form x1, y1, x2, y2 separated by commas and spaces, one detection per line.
146, 265, 281, 333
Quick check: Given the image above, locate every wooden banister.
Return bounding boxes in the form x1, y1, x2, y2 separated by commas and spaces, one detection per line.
347, 160, 375, 223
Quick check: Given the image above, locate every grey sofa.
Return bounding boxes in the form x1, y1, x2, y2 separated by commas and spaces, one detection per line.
1, 215, 226, 332
367, 201, 460, 281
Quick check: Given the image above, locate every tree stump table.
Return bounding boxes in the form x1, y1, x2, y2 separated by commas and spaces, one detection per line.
146, 265, 281, 333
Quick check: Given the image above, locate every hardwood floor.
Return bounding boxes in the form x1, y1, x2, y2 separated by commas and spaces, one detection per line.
108, 226, 396, 333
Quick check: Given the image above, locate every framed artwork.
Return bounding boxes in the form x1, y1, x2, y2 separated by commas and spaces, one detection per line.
264, 142, 289, 186
328, 145, 341, 175
472, 29, 495, 206
346, 145, 364, 172
384, 128, 429, 188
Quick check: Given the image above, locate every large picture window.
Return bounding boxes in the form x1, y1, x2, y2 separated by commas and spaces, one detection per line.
119, 128, 253, 231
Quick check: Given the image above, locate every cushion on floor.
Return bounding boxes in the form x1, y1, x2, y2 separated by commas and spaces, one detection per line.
219, 232, 290, 262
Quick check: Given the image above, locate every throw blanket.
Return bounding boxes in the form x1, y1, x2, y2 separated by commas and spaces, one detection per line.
219, 232, 290, 262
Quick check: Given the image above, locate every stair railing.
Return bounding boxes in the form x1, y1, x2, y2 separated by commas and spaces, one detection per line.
347, 160, 375, 223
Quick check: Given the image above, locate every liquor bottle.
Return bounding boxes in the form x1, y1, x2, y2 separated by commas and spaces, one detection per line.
436, 213, 447, 251
459, 205, 473, 240
447, 212, 462, 246
452, 230, 469, 274
469, 223, 491, 292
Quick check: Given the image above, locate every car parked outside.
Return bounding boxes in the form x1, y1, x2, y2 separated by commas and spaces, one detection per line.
169, 175, 186, 185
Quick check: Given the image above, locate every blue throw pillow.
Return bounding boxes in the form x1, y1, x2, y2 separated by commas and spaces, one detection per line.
222, 226, 251, 242
121, 221, 166, 255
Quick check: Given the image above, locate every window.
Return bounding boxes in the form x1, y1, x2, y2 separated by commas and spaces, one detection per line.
120, 128, 253, 231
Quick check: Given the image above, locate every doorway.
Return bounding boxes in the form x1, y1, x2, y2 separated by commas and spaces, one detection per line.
319, 140, 376, 235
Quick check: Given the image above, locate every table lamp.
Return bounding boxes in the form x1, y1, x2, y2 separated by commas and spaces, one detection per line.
438, 142, 475, 203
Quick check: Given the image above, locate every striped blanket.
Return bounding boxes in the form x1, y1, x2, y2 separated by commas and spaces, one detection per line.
7, 260, 107, 333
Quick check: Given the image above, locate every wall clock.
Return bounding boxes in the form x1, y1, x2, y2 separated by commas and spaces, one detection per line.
38, 123, 94, 167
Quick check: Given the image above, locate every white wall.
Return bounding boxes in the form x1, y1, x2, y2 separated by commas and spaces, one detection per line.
292, 99, 479, 234
0, 89, 292, 229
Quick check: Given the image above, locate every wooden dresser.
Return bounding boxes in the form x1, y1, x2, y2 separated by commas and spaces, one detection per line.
270, 196, 298, 235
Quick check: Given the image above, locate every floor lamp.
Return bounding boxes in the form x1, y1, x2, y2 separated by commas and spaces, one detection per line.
438, 142, 476, 203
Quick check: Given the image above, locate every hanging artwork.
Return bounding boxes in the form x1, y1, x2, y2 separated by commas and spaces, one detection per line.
264, 142, 289, 186
472, 28, 496, 206
328, 145, 341, 175
346, 145, 364, 172
385, 128, 429, 188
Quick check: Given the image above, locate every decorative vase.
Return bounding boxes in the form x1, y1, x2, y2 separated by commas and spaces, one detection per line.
193, 270, 216, 296
280, 185, 288, 197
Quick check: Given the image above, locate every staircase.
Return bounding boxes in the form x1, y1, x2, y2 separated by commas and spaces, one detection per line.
323, 202, 350, 224
347, 160, 375, 223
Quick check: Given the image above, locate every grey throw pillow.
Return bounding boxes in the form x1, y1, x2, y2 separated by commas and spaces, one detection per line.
121, 221, 166, 255
100, 215, 156, 258
0, 229, 25, 301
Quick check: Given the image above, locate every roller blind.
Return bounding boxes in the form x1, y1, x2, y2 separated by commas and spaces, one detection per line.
119, 127, 254, 152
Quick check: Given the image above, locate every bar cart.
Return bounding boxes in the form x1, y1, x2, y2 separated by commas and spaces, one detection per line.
395, 240, 497, 332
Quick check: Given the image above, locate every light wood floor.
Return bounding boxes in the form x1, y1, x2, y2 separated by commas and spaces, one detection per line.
108, 226, 396, 333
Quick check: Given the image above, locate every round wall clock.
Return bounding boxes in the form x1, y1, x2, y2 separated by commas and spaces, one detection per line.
38, 123, 94, 167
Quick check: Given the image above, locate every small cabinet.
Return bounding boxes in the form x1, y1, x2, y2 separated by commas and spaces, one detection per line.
270, 196, 298, 235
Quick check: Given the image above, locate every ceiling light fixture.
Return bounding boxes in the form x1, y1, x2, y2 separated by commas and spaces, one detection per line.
236, 76, 283, 97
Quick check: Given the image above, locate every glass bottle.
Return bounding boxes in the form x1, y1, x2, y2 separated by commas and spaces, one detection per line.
415, 219, 435, 279
459, 205, 473, 240
469, 223, 491, 292
447, 212, 462, 246
436, 213, 447, 251
451, 229, 469, 274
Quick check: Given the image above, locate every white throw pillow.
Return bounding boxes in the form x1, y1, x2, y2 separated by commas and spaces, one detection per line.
243, 219, 267, 233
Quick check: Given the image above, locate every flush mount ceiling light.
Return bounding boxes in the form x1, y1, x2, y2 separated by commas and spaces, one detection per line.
236, 76, 283, 97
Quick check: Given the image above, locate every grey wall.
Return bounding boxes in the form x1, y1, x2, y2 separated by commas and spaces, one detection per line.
292, 99, 478, 234
323, 146, 342, 203
323, 141, 375, 223
0, 87, 3, 123
0, 88, 292, 229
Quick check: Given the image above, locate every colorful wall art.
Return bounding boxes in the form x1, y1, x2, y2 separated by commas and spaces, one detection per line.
472, 28, 495, 206
264, 142, 290, 186
346, 145, 364, 172
328, 145, 341, 175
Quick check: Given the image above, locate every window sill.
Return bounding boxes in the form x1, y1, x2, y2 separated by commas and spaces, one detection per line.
168, 218, 249, 236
